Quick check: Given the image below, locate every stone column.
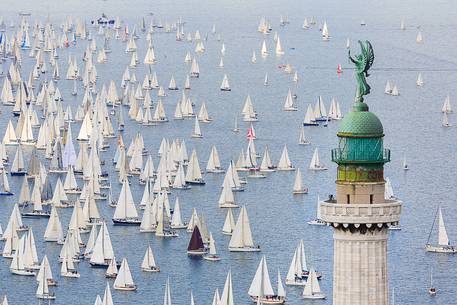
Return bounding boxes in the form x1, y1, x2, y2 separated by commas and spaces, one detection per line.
333, 227, 388, 305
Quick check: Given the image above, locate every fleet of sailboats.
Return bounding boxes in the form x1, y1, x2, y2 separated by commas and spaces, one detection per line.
0, 11, 441, 305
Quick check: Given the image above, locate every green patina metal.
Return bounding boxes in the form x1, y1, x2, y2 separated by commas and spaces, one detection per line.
333, 40, 389, 183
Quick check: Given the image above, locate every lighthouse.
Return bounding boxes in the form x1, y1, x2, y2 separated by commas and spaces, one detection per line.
320, 41, 402, 305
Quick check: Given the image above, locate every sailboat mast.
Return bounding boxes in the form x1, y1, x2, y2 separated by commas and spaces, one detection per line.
426, 206, 440, 244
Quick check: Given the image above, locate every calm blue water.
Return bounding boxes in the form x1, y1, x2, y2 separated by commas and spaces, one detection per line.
0, 0, 457, 304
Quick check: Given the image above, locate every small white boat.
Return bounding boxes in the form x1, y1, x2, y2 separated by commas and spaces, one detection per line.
416, 73, 424, 86
402, 155, 409, 170
302, 268, 325, 299
220, 74, 231, 91
292, 168, 308, 194
429, 267, 436, 296
309, 148, 327, 171
141, 245, 160, 272
307, 196, 326, 225
298, 127, 310, 145
229, 206, 260, 252
248, 256, 285, 304
114, 258, 137, 291
425, 206, 457, 253
442, 95, 452, 113
204, 233, 221, 261
442, 112, 451, 127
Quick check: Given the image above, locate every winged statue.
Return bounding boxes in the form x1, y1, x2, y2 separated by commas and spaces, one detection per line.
348, 40, 374, 103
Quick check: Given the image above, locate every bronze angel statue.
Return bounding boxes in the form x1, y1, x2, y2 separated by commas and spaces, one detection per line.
348, 40, 374, 102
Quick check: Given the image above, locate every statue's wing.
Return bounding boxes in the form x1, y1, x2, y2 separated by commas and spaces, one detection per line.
359, 40, 374, 73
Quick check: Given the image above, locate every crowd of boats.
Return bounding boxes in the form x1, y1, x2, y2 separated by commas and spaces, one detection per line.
0, 9, 443, 304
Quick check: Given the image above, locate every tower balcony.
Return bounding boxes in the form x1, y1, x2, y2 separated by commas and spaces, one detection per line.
331, 148, 390, 164
319, 199, 401, 228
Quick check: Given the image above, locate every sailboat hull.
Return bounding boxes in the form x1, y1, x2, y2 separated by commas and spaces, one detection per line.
187, 249, 207, 255
61, 271, 80, 278
250, 296, 285, 304
10, 171, 26, 176
219, 203, 240, 209
114, 285, 137, 291
10, 268, 36, 276
21, 212, 50, 218
229, 247, 261, 252
425, 244, 457, 253
203, 255, 221, 261
303, 293, 326, 299
36, 294, 56, 300
112, 218, 141, 225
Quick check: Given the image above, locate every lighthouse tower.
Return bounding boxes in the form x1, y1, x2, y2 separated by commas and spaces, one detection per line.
320, 43, 402, 305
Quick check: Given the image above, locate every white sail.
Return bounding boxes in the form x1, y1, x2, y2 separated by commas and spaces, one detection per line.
114, 258, 135, 289
302, 268, 324, 298
220, 271, 234, 305
438, 207, 450, 246
222, 209, 236, 235
248, 256, 275, 297
141, 245, 158, 269
229, 206, 258, 251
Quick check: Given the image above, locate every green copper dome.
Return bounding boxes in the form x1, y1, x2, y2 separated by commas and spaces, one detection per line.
338, 102, 384, 137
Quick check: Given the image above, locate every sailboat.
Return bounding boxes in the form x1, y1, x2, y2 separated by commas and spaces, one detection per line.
191, 116, 203, 138
416, 31, 423, 43
204, 233, 221, 261
233, 116, 239, 132
141, 245, 160, 272
21, 180, 50, 218
219, 178, 239, 208
322, 21, 329, 41
298, 127, 310, 145
112, 179, 141, 225
185, 150, 205, 184
402, 155, 409, 170
170, 197, 187, 229
283, 89, 297, 111
429, 267, 436, 296
187, 226, 207, 255
36, 265, 56, 300
309, 148, 327, 171
277, 145, 295, 171
307, 196, 326, 225
10, 234, 36, 276
286, 240, 321, 286
114, 258, 137, 291
248, 256, 286, 304
206, 146, 224, 173
292, 168, 308, 194
10, 145, 26, 175
89, 222, 116, 267
416, 73, 424, 86
0, 171, 13, 196
229, 206, 260, 252
61, 250, 80, 278
303, 104, 319, 126
302, 268, 325, 299
220, 74, 231, 91
442, 112, 451, 127
103, 254, 118, 278
222, 209, 236, 235
425, 206, 457, 253
391, 85, 399, 96
442, 95, 452, 113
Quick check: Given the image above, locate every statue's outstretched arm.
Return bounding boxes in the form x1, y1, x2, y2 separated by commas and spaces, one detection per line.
348, 50, 356, 64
